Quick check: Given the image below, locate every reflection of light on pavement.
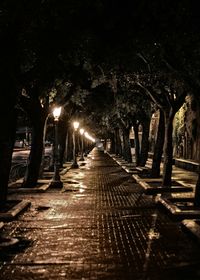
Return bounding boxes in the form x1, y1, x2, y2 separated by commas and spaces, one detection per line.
143, 213, 160, 275
79, 182, 87, 193
45, 208, 65, 219
148, 229, 160, 240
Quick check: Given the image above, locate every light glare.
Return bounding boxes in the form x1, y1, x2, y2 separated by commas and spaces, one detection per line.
73, 121, 80, 130
53, 107, 62, 121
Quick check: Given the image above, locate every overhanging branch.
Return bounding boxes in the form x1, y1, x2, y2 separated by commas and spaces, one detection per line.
136, 82, 163, 109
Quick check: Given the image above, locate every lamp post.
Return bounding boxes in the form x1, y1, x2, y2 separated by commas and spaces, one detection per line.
49, 106, 63, 188
79, 128, 85, 161
71, 121, 79, 168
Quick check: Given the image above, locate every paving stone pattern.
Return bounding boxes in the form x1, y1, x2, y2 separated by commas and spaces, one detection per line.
1, 149, 200, 279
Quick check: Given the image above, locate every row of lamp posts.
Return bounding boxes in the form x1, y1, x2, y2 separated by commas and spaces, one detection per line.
49, 106, 95, 188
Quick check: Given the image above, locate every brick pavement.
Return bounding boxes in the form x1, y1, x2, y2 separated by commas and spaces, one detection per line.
1, 148, 200, 279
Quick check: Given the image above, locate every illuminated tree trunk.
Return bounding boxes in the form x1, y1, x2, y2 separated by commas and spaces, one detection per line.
151, 110, 165, 178
39, 114, 50, 177
133, 123, 140, 166
194, 174, 200, 207
140, 116, 150, 166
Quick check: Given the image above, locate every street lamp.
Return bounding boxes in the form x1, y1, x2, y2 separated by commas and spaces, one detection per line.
71, 121, 80, 168
49, 106, 63, 188
79, 128, 85, 161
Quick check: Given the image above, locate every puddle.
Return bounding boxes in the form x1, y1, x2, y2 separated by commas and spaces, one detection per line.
0, 237, 19, 248
64, 180, 79, 184
35, 206, 50, 211
62, 188, 78, 192
75, 194, 86, 197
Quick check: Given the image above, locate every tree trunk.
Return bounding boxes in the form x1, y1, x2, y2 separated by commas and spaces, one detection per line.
23, 118, 45, 187
115, 128, 122, 156
0, 120, 17, 203
123, 128, 132, 163
58, 117, 67, 167
151, 110, 165, 178
133, 123, 140, 166
109, 133, 115, 154
194, 172, 200, 207
39, 114, 49, 177
140, 116, 150, 166
118, 128, 124, 157
162, 110, 175, 187
64, 128, 73, 161
22, 94, 47, 188
0, 74, 18, 202
194, 98, 200, 207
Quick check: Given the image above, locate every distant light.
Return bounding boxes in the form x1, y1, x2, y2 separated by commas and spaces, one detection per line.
80, 128, 85, 135
53, 107, 62, 121
73, 121, 80, 130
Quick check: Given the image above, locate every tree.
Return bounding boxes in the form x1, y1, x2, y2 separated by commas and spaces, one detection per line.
137, 74, 188, 187
151, 109, 165, 178
0, 72, 18, 202
0, 1, 22, 202
20, 86, 50, 187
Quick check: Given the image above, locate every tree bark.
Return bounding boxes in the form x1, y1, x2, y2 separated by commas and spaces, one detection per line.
122, 127, 132, 163
194, 99, 200, 207
151, 110, 165, 178
140, 116, 150, 166
115, 128, 122, 156
162, 110, 175, 187
39, 114, 50, 177
58, 117, 67, 167
22, 91, 47, 187
133, 123, 140, 166
64, 127, 73, 161
194, 173, 200, 207
109, 132, 115, 154
23, 117, 46, 187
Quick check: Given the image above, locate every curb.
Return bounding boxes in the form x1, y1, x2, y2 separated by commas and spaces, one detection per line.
181, 219, 200, 242
8, 179, 51, 193
156, 196, 200, 219
0, 200, 31, 221
107, 153, 137, 174
132, 174, 193, 195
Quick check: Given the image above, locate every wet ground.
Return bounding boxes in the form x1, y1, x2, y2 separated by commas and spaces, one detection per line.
1, 148, 200, 279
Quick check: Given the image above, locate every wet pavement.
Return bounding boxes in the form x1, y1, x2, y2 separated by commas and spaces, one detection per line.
1, 148, 200, 279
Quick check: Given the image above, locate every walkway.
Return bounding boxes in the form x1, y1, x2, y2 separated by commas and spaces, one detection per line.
1, 148, 200, 279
